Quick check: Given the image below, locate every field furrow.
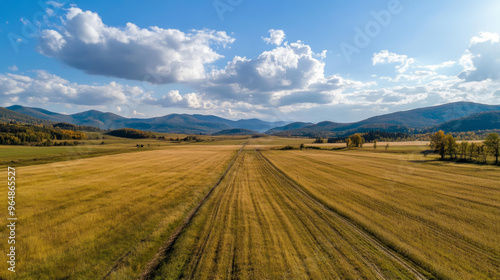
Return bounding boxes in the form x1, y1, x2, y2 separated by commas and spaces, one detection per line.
0, 146, 238, 280
263, 149, 500, 279
152, 150, 429, 279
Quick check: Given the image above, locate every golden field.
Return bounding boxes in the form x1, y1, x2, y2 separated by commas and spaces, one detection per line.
151, 149, 430, 279
0, 145, 237, 280
264, 149, 500, 279
0, 138, 499, 279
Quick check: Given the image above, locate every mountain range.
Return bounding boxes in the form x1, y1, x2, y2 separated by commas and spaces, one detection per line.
5, 105, 288, 134
428, 111, 500, 133
270, 102, 500, 137
2, 102, 500, 136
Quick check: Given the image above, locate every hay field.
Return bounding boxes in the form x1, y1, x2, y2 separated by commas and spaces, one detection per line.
150, 150, 433, 279
0, 146, 237, 280
264, 149, 500, 279
1, 142, 498, 280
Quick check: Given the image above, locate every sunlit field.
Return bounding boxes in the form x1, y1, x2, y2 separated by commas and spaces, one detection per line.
0, 145, 237, 280
264, 149, 500, 279
1, 138, 498, 279
152, 149, 429, 279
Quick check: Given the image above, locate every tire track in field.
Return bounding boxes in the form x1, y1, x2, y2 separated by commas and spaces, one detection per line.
128, 143, 247, 280
256, 151, 432, 280
254, 152, 388, 279
286, 153, 500, 264
142, 149, 427, 279
167, 150, 402, 279
99, 156, 224, 280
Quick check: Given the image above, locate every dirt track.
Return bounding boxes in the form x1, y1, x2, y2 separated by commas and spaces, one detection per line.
140, 149, 434, 279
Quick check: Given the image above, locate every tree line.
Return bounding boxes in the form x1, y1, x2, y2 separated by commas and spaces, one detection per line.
414, 130, 500, 141
0, 122, 87, 145
52, 122, 102, 132
317, 131, 413, 144
430, 131, 499, 165
106, 128, 156, 139
157, 135, 205, 142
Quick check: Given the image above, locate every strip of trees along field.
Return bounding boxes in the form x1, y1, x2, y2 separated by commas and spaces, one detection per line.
430, 131, 500, 165
323, 130, 499, 165
0, 122, 87, 146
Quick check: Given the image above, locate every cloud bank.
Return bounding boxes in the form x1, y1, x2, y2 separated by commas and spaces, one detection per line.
458, 31, 500, 82
38, 7, 234, 84
0, 70, 141, 106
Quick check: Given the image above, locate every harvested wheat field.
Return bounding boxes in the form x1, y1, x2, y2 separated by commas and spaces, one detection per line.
263, 149, 500, 279
0, 146, 238, 280
2, 144, 499, 280
147, 149, 437, 280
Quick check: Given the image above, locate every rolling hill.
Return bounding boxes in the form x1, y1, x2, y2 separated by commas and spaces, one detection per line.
212, 128, 258, 135
352, 102, 500, 129
5, 102, 500, 136
272, 102, 500, 137
265, 122, 314, 134
6, 105, 288, 134
428, 111, 500, 133
0, 107, 54, 125
6, 105, 74, 123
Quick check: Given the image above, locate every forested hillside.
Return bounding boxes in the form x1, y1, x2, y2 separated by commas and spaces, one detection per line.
0, 122, 87, 145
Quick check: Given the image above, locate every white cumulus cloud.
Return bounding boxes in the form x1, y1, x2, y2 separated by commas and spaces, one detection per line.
262, 29, 286, 46
0, 70, 141, 106
459, 31, 500, 82
372, 50, 415, 73
196, 40, 354, 107
143, 90, 213, 109
37, 7, 234, 84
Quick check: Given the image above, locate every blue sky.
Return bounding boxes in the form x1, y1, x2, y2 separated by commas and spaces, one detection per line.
1, 0, 500, 122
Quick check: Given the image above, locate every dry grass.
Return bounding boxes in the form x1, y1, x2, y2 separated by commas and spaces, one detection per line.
0, 139, 178, 167
0, 146, 237, 280
2, 141, 498, 279
152, 150, 428, 279
264, 149, 500, 279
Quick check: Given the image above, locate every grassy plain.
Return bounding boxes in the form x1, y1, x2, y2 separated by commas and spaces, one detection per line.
0, 145, 238, 280
264, 149, 500, 279
0, 135, 249, 167
151, 150, 428, 279
1, 137, 498, 279
0, 138, 174, 167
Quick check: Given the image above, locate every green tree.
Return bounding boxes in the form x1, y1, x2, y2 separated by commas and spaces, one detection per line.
459, 141, 469, 160
468, 142, 477, 161
349, 134, 365, 148
300, 143, 305, 150
475, 143, 483, 162
430, 131, 446, 159
484, 133, 500, 164
345, 138, 352, 149
385, 143, 389, 150
478, 144, 488, 163
373, 140, 377, 150
314, 138, 326, 143
445, 134, 457, 159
